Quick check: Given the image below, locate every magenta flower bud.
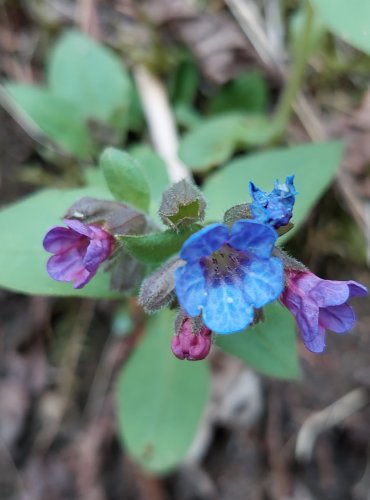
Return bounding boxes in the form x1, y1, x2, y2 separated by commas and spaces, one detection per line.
171, 317, 212, 361
281, 269, 367, 353
43, 219, 115, 289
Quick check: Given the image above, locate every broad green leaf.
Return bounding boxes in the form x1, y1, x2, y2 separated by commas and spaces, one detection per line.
128, 145, 170, 218
0, 187, 121, 298
216, 303, 300, 379
310, 0, 370, 55
116, 309, 210, 474
202, 141, 344, 236
119, 224, 202, 264
179, 113, 278, 171
47, 30, 132, 135
5, 83, 93, 158
100, 148, 150, 211
208, 72, 268, 115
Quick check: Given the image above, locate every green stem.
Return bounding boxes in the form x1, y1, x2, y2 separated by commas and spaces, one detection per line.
274, 1, 314, 133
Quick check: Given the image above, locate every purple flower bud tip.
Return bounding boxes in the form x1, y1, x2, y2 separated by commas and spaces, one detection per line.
43, 219, 115, 289
281, 269, 368, 353
171, 318, 212, 361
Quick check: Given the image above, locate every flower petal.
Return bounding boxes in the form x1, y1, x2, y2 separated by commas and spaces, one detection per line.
180, 223, 229, 262
175, 261, 207, 316
319, 304, 355, 333
309, 280, 351, 307
242, 257, 284, 308
43, 227, 82, 253
228, 219, 277, 258
46, 247, 88, 283
64, 218, 93, 237
302, 327, 326, 353
285, 292, 319, 343
348, 281, 368, 298
73, 268, 95, 289
202, 283, 254, 333
83, 238, 111, 272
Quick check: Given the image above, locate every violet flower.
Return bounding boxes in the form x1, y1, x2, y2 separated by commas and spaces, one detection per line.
281, 269, 367, 353
171, 316, 212, 361
43, 219, 114, 289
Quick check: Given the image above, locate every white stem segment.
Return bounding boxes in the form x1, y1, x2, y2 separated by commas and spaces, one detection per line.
134, 65, 191, 183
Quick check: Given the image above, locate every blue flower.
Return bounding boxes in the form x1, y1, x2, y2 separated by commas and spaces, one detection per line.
175, 220, 284, 333
249, 175, 297, 228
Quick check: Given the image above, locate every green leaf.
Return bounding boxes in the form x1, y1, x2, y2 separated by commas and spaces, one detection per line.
202, 141, 344, 236
47, 30, 132, 135
174, 103, 202, 130
159, 180, 206, 230
116, 309, 210, 474
208, 72, 268, 115
119, 224, 202, 264
179, 113, 278, 172
310, 0, 370, 55
0, 187, 120, 298
5, 83, 93, 158
128, 145, 170, 218
215, 303, 301, 379
100, 148, 150, 211
169, 56, 199, 105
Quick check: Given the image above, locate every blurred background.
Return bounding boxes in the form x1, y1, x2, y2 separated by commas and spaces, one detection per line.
1, 1, 370, 499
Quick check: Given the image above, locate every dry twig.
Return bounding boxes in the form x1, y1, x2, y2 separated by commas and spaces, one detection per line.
134, 65, 191, 183
295, 388, 369, 462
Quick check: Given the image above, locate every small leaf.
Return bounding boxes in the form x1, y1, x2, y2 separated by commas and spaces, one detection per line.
223, 203, 252, 227
202, 141, 344, 237
139, 258, 181, 313
0, 186, 120, 298
174, 103, 202, 130
119, 224, 202, 264
310, 0, 370, 56
169, 56, 199, 105
100, 148, 150, 211
179, 113, 278, 171
47, 30, 132, 136
5, 83, 93, 158
208, 72, 268, 115
215, 303, 301, 379
159, 180, 206, 229
128, 145, 170, 219
116, 309, 210, 474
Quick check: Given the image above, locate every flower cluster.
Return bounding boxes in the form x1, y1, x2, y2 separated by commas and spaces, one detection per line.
44, 175, 367, 360
173, 175, 367, 357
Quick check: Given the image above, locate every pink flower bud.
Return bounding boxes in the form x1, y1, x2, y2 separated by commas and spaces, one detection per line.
171, 317, 212, 361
